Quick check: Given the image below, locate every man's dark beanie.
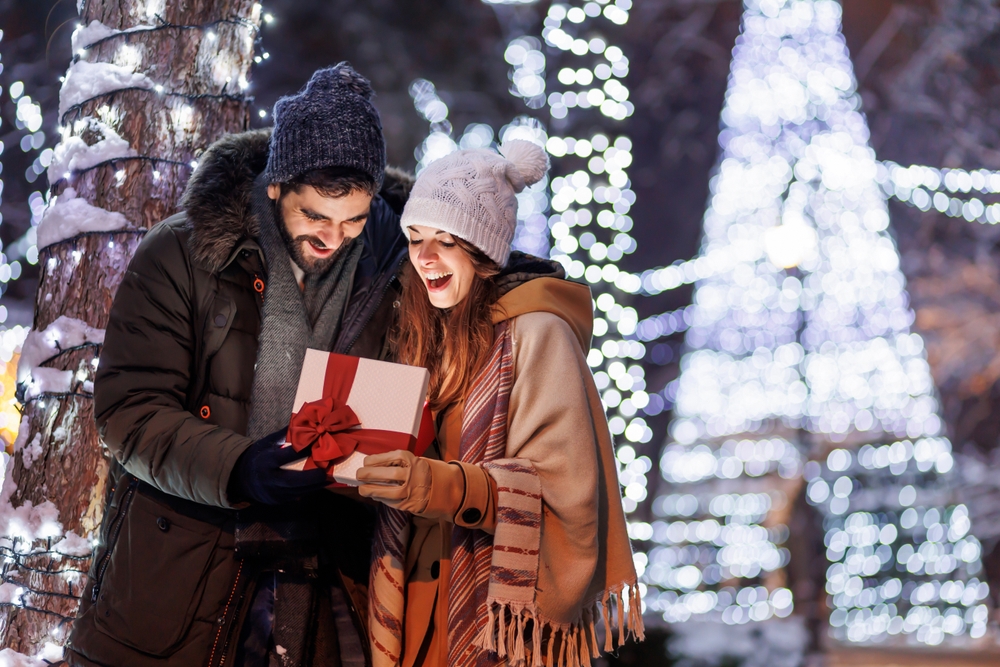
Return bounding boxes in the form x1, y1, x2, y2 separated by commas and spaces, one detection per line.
263, 62, 386, 187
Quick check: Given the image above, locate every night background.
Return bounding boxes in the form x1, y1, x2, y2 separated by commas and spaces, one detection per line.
4, 0, 1000, 664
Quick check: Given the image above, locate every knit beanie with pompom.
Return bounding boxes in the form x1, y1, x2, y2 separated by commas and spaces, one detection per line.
399, 140, 549, 266
264, 62, 386, 187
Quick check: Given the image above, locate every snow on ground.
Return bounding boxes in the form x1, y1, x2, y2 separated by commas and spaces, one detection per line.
59, 60, 154, 118
668, 618, 808, 667
49, 117, 136, 180
35, 188, 130, 249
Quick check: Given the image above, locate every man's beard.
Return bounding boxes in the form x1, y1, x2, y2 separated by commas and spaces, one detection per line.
276, 204, 352, 275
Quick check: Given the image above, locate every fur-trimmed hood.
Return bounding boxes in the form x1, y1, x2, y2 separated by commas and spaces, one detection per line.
181, 128, 413, 273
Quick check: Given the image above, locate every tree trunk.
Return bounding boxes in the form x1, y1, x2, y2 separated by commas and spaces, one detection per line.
0, 0, 260, 655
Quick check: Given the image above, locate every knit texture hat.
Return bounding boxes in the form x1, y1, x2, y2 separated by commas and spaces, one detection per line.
399, 140, 548, 266
264, 62, 386, 187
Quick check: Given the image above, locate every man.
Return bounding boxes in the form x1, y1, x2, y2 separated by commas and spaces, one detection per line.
67, 64, 410, 667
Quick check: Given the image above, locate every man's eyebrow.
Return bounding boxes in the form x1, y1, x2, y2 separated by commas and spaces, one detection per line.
344, 208, 371, 223
299, 207, 330, 221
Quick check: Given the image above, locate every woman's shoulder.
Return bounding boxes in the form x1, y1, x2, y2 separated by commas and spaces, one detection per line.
509, 310, 575, 337
508, 311, 585, 362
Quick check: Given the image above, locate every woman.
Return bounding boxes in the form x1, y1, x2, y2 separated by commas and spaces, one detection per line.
355, 140, 643, 667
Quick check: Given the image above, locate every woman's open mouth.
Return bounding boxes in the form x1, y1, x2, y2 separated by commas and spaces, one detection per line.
425, 272, 453, 291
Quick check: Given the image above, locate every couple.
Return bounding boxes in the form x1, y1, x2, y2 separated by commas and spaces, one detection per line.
66, 64, 642, 667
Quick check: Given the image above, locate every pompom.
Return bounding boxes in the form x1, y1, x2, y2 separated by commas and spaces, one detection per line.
499, 140, 549, 187
310, 62, 374, 100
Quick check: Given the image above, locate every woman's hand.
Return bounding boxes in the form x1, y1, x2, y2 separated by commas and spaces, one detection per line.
356, 450, 432, 513
357, 450, 464, 518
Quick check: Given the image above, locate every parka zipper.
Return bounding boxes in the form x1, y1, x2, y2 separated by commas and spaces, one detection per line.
206, 561, 245, 667
90, 478, 139, 603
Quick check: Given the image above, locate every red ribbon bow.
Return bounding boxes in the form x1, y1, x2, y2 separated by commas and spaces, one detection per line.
288, 396, 362, 469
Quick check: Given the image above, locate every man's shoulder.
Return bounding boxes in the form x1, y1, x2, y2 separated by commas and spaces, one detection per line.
140, 212, 191, 250
129, 212, 194, 276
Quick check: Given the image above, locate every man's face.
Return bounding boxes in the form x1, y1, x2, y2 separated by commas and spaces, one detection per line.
267, 183, 372, 273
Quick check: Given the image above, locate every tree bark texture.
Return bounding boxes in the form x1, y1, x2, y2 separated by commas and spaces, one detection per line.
0, 0, 260, 654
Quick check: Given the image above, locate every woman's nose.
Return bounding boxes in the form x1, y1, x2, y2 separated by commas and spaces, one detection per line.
418, 244, 437, 263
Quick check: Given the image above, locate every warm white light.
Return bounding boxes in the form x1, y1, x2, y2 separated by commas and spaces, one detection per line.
763, 222, 817, 269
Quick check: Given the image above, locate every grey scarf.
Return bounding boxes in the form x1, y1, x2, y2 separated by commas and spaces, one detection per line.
240, 179, 364, 667
246, 178, 362, 440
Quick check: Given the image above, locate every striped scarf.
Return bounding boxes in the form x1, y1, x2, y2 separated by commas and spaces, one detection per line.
369, 322, 641, 666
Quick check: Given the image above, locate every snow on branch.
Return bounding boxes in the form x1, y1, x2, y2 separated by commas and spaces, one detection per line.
70, 20, 119, 53
36, 188, 131, 250
0, 450, 63, 549
49, 117, 136, 181
0, 648, 47, 666
59, 60, 154, 118
16, 315, 105, 400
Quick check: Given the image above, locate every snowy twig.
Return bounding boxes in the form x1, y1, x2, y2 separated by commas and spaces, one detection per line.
36, 343, 101, 370
78, 14, 259, 53
71, 155, 194, 176
0, 602, 76, 622
60, 87, 250, 125
0, 546, 90, 563
17, 393, 94, 410
37, 229, 147, 254
0, 576, 81, 602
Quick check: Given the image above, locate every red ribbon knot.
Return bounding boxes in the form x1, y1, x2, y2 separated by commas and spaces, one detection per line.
288, 396, 362, 469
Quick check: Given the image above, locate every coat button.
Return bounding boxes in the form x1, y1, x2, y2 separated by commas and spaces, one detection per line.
214, 314, 227, 326
200, 405, 211, 419
461, 508, 482, 524
430, 561, 440, 580
156, 517, 170, 532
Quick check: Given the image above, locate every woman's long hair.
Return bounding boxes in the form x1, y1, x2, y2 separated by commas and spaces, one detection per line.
394, 238, 502, 412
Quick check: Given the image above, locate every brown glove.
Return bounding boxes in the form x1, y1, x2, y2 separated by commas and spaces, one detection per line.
356, 450, 464, 519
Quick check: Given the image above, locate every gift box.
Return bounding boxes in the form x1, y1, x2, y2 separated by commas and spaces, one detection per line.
281, 349, 432, 486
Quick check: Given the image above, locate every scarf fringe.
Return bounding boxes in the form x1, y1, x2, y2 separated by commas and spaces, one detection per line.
477, 581, 645, 667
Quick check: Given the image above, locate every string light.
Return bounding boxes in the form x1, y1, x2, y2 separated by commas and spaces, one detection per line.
0, 30, 49, 312
643, 0, 990, 648
524, 3, 656, 523
878, 161, 1000, 225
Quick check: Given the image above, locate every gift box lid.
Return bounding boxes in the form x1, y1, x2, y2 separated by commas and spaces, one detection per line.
293, 349, 430, 438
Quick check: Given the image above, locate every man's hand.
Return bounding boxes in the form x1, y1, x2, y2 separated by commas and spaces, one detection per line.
228, 428, 329, 505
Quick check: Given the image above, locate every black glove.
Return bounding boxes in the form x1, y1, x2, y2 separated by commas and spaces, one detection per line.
228, 428, 329, 505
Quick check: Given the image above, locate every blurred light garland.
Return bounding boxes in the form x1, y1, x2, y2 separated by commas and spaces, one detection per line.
642, 0, 992, 648
879, 161, 1000, 225
0, 28, 47, 322
531, 3, 659, 524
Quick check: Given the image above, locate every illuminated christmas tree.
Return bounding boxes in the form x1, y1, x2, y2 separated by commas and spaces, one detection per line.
642, 0, 992, 651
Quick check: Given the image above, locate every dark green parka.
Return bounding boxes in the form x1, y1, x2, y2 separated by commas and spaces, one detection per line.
66, 130, 411, 667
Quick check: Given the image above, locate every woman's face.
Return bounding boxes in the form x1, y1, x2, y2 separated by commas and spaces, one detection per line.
407, 225, 477, 309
